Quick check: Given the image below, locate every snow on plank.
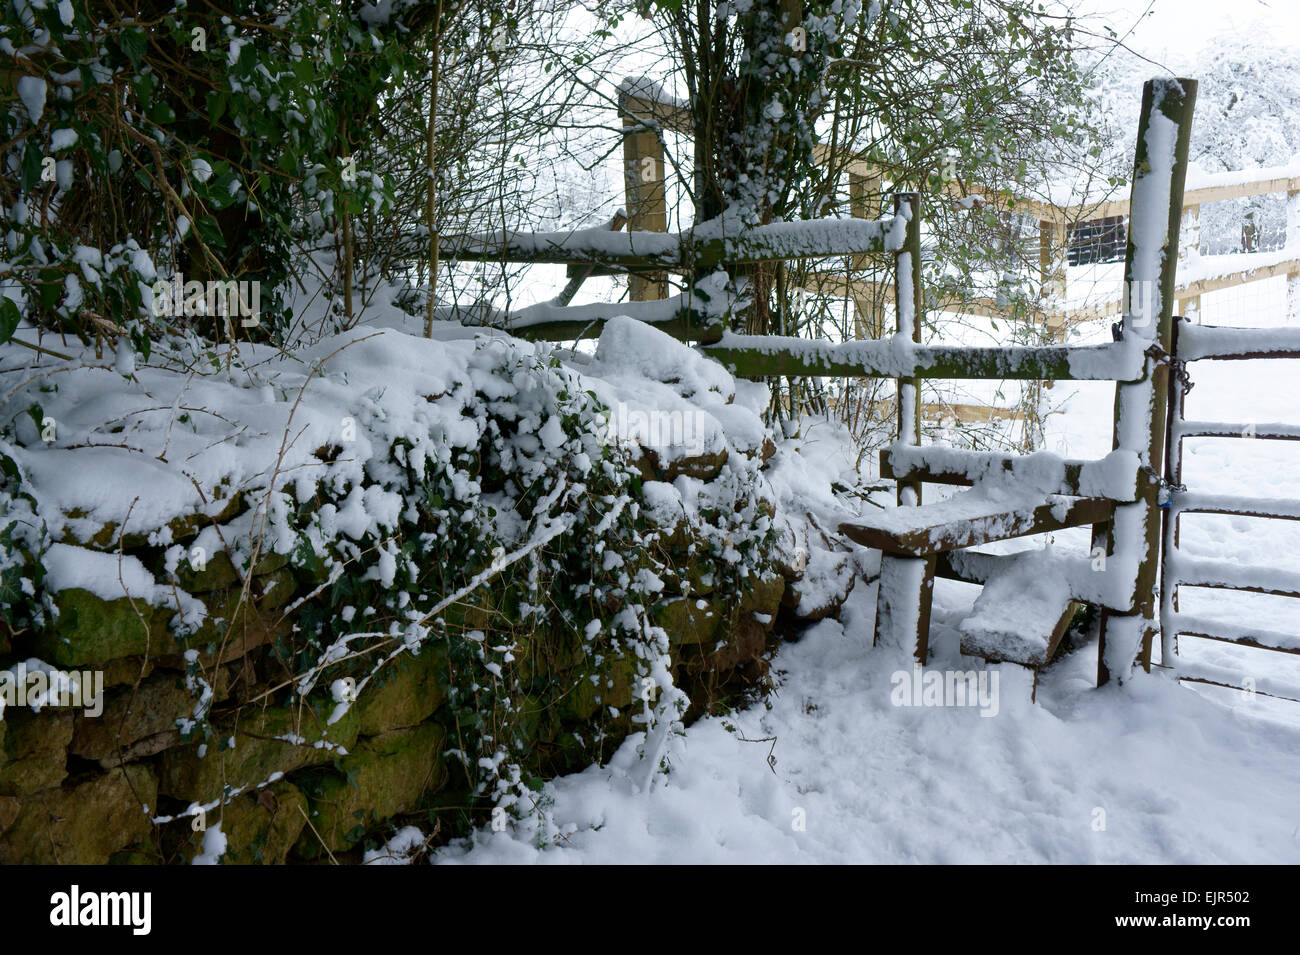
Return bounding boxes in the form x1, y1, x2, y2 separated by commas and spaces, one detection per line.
1177, 323, 1300, 361
958, 552, 1076, 667
1171, 492, 1300, 521
1175, 420, 1300, 441
1170, 614, 1300, 654
440, 215, 907, 270
1175, 659, 1300, 703
702, 333, 1146, 381
883, 444, 1141, 501
1167, 554, 1300, 598
441, 271, 732, 340
839, 491, 1113, 556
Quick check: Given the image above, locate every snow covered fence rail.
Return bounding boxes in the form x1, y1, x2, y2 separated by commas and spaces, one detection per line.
1175, 322, 1300, 360
699, 333, 1146, 382
435, 212, 906, 343
439, 214, 907, 272
433, 270, 734, 343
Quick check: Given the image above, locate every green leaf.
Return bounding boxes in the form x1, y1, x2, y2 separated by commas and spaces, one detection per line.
194, 215, 226, 250
120, 26, 148, 68
133, 71, 157, 103
150, 101, 176, 125
0, 298, 21, 344
21, 143, 43, 192
206, 90, 228, 124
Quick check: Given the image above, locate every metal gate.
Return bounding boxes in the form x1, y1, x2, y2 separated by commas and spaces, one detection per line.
1160, 316, 1300, 702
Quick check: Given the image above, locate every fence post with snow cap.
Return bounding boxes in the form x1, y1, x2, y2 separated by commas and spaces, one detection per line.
1096, 77, 1197, 685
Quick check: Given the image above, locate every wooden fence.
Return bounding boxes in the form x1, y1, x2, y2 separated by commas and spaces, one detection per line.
612, 82, 1300, 431
441, 77, 1208, 688
619, 80, 1300, 329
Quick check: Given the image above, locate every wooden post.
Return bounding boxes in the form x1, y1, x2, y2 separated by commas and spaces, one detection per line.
619, 90, 668, 302
895, 192, 923, 507
874, 552, 937, 662
1158, 316, 1189, 669
1177, 203, 1201, 323
850, 171, 883, 337
1287, 188, 1300, 323
423, 2, 444, 337
1097, 77, 1197, 687
1039, 215, 1067, 303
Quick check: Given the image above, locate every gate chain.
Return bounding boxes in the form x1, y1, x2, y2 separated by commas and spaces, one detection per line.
1144, 341, 1195, 395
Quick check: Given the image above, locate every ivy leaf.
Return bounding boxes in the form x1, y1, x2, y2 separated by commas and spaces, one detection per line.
194, 215, 226, 249
0, 298, 21, 345
150, 101, 177, 125
119, 26, 148, 68
206, 90, 228, 125
21, 144, 43, 191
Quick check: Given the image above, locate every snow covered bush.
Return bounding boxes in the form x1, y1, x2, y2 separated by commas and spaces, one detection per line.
1, 0, 418, 341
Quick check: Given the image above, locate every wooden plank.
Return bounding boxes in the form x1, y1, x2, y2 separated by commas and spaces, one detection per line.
839, 496, 1114, 557
510, 310, 722, 344
1170, 616, 1300, 654
1171, 493, 1300, 520
618, 86, 1298, 245
896, 193, 923, 507
1175, 661, 1300, 703
1169, 555, 1300, 598
556, 212, 628, 306
1178, 256, 1300, 300
699, 337, 1141, 381
922, 402, 1024, 424
1176, 421, 1300, 440
881, 446, 1140, 501
441, 218, 903, 270
961, 599, 1078, 668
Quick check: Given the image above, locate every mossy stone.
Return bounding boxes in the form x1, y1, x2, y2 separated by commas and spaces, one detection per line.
189, 780, 307, 864
0, 764, 157, 864
651, 596, 723, 648
355, 646, 447, 737
158, 703, 360, 803
109, 845, 160, 865
297, 722, 446, 855
36, 589, 155, 668
72, 669, 230, 766
0, 709, 74, 796
738, 570, 785, 621
171, 549, 289, 593
558, 653, 638, 721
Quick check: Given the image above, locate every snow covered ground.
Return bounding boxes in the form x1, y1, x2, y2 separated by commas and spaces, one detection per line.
430, 599, 1300, 864
403, 277, 1300, 866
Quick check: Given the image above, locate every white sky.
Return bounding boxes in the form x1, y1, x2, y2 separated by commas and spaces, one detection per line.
1078, 0, 1300, 68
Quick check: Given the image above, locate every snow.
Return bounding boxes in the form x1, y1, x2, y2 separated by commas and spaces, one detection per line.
16, 76, 45, 125
710, 331, 1143, 381
191, 822, 227, 865
958, 551, 1072, 665
408, 175, 1300, 865
432, 605, 1300, 863
446, 213, 906, 269
617, 76, 687, 112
